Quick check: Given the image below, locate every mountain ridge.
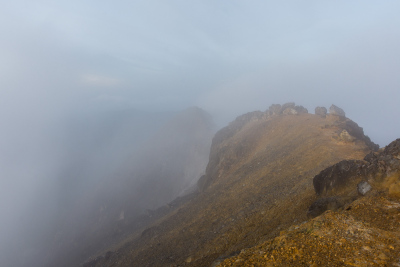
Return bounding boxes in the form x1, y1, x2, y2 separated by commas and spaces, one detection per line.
84, 103, 384, 267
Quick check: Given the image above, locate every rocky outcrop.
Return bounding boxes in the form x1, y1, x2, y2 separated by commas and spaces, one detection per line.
331, 117, 378, 151
329, 104, 346, 117
315, 106, 327, 117
268, 104, 282, 115
293, 105, 308, 114
309, 139, 400, 217
313, 160, 365, 196
272, 102, 308, 115
281, 102, 295, 111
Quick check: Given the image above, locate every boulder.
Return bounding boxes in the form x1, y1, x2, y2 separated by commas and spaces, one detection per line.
357, 181, 371, 196
313, 160, 365, 196
294, 105, 308, 114
315, 106, 327, 117
313, 139, 400, 197
281, 102, 296, 111
329, 105, 346, 117
282, 108, 297, 115
268, 104, 282, 115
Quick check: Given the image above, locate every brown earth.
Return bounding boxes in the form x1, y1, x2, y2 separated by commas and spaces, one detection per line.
219, 193, 400, 266
84, 111, 375, 267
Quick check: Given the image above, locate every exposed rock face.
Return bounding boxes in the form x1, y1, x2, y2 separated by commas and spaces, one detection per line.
329, 104, 346, 117
268, 104, 282, 115
268, 102, 308, 116
313, 160, 365, 196
281, 102, 295, 111
315, 106, 327, 117
330, 117, 378, 150
293, 105, 308, 114
85, 105, 377, 267
310, 139, 400, 217
282, 107, 297, 115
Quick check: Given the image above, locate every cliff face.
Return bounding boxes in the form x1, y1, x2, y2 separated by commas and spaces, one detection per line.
86, 104, 376, 267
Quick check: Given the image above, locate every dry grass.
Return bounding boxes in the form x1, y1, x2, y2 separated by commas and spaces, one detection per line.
87, 113, 372, 267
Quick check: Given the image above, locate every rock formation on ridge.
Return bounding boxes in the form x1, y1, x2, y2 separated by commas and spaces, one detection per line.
85, 103, 380, 267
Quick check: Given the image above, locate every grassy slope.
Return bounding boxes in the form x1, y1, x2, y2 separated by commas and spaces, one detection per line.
86, 113, 372, 267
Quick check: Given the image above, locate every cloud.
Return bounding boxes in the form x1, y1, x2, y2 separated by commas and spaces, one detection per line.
81, 74, 122, 87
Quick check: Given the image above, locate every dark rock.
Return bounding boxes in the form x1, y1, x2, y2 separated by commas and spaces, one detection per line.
383, 138, 400, 158
281, 102, 296, 111
315, 106, 327, 117
334, 118, 379, 151
307, 197, 349, 218
329, 104, 346, 117
294, 105, 308, 114
313, 139, 400, 197
281, 103, 308, 115
313, 160, 365, 196
282, 108, 297, 115
269, 104, 282, 115
357, 181, 371, 196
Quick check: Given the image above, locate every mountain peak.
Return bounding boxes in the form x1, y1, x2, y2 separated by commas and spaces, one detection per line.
85, 103, 383, 267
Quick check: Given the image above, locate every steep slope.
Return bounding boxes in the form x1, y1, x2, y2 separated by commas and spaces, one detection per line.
85, 104, 376, 267
219, 139, 400, 266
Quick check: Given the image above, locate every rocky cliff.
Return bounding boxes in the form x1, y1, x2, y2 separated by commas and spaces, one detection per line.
84, 103, 382, 267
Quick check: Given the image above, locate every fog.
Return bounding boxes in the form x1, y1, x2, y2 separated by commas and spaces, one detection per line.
1, 1, 400, 266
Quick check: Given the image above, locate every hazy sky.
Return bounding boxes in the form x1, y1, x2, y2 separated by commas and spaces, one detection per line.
1, 2, 400, 265
1, 0, 400, 146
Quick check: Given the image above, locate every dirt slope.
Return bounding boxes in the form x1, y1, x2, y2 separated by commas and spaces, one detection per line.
219, 194, 400, 266
84, 108, 375, 267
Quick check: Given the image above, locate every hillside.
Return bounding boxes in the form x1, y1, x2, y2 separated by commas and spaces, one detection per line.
220, 138, 400, 266
85, 103, 379, 266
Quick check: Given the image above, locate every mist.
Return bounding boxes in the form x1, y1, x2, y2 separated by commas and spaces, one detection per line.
1, 1, 400, 266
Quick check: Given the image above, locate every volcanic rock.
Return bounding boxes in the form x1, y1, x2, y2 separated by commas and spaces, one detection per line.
282, 108, 298, 115
315, 106, 327, 117
329, 104, 346, 117
293, 105, 308, 114
281, 102, 296, 111
268, 104, 282, 115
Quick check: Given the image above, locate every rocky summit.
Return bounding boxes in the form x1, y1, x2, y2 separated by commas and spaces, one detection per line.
84, 103, 400, 267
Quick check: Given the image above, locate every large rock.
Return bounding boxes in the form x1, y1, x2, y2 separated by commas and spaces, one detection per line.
281, 103, 308, 115
282, 108, 298, 115
294, 105, 308, 114
315, 106, 327, 117
329, 104, 346, 117
312, 138, 400, 197
268, 104, 282, 115
281, 102, 296, 111
313, 160, 365, 196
